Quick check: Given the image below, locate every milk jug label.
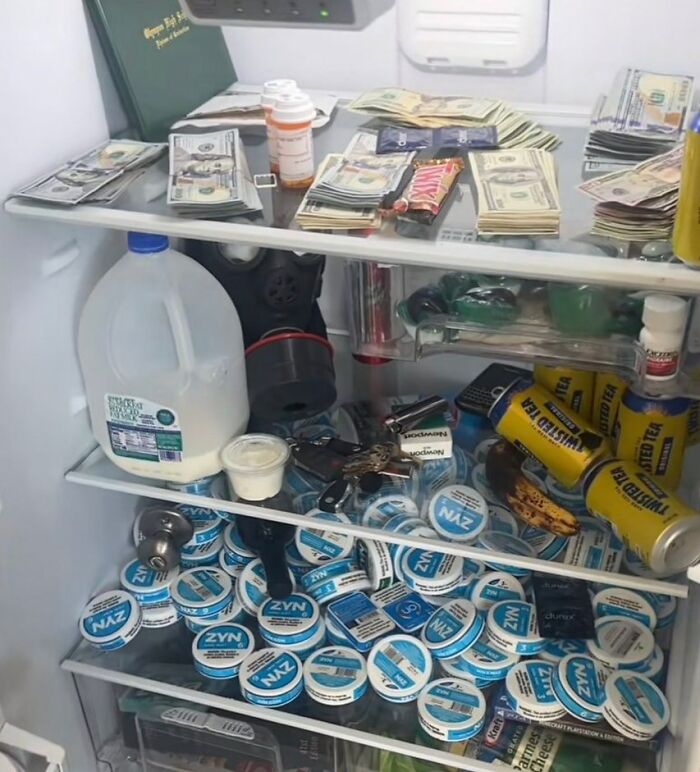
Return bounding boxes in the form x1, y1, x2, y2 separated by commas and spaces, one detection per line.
105, 394, 183, 463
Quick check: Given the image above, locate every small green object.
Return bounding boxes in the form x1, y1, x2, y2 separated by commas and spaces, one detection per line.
548, 283, 612, 337
452, 287, 520, 326
439, 272, 474, 302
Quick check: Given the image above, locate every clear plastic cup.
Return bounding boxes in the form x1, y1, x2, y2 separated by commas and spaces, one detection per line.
221, 434, 291, 502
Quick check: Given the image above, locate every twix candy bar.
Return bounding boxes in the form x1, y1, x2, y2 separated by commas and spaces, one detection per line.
393, 157, 465, 225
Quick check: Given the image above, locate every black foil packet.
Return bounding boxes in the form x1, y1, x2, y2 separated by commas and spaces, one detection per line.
377, 125, 499, 154
532, 572, 596, 639
376, 127, 434, 154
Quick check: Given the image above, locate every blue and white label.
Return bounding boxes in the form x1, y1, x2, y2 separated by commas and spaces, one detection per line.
519, 526, 567, 561
418, 679, 486, 742
303, 646, 368, 705
244, 650, 302, 693
553, 654, 606, 722
564, 517, 610, 570
362, 494, 418, 530
488, 506, 519, 536
193, 624, 254, 679
328, 592, 395, 649
593, 588, 657, 630
604, 673, 670, 739
368, 636, 431, 702
120, 559, 177, 603
402, 549, 463, 595
182, 536, 223, 569
301, 559, 358, 592
80, 590, 142, 649
371, 582, 435, 633
505, 660, 565, 721
487, 601, 544, 655
422, 599, 482, 659
295, 511, 354, 565
172, 568, 232, 617
428, 485, 489, 542
471, 572, 525, 612
458, 633, 520, 679
178, 505, 225, 547
258, 593, 319, 644
476, 532, 535, 578
541, 638, 587, 663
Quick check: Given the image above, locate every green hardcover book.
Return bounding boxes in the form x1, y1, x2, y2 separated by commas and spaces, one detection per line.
86, 0, 236, 141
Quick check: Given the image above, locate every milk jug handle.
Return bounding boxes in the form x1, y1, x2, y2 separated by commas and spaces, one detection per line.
164, 292, 196, 374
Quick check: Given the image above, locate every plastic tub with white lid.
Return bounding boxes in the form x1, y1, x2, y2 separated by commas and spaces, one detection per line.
79, 590, 142, 651
235, 558, 296, 616
141, 600, 181, 629
486, 600, 545, 655
551, 654, 608, 722
400, 549, 464, 596
367, 634, 432, 703
192, 622, 255, 679
586, 616, 655, 669
221, 434, 290, 501
171, 567, 233, 618
181, 536, 223, 569
470, 571, 525, 612
120, 558, 179, 605
303, 646, 368, 705
421, 599, 484, 660
257, 592, 321, 646
446, 631, 520, 681
183, 596, 247, 633
295, 510, 354, 565
603, 672, 670, 740
417, 678, 486, 742
504, 660, 567, 722
427, 484, 489, 542
593, 587, 657, 629
239, 648, 304, 707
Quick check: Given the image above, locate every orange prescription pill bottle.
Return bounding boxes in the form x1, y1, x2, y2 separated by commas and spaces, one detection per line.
273, 92, 316, 190
261, 79, 298, 175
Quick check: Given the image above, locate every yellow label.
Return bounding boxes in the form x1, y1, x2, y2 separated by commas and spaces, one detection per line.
592, 372, 625, 437
674, 129, 700, 265
585, 459, 696, 568
534, 365, 594, 420
490, 380, 611, 489
688, 401, 700, 446
614, 392, 689, 489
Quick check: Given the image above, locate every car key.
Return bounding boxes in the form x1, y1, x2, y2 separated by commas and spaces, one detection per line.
291, 441, 349, 483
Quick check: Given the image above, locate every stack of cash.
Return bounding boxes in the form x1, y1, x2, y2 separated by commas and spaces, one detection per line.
14, 140, 165, 205
578, 146, 684, 241
583, 68, 694, 174
346, 88, 559, 151
168, 129, 262, 218
470, 149, 561, 236
296, 155, 382, 231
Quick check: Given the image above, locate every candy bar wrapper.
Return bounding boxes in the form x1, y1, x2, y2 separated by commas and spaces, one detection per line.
393, 157, 465, 224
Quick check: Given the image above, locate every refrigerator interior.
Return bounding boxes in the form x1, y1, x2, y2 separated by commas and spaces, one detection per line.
2, 1, 700, 770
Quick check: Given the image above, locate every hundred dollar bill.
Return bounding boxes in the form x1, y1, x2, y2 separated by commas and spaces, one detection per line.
345, 87, 560, 150
470, 149, 561, 236
309, 153, 412, 208
296, 154, 381, 230
14, 139, 166, 205
578, 145, 684, 206
168, 129, 262, 218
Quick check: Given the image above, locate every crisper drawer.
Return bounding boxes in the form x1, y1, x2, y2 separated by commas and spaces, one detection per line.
345, 259, 700, 399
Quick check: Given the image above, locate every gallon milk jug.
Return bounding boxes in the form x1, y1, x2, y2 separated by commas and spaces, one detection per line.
78, 232, 249, 483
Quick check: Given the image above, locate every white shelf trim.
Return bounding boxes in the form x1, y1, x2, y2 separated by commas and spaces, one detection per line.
60, 654, 513, 772
7, 196, 700, 293
66, 447, 689, 598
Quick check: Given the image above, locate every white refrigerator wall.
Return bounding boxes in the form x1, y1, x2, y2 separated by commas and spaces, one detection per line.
225, 0, 700, 102
0, 2, 137, 769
